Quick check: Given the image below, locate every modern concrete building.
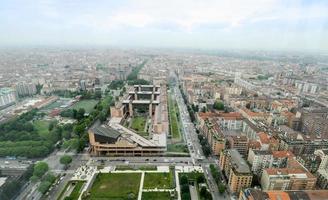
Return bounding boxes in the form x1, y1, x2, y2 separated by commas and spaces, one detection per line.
89, 85, 168, 156
15, 82, 36, 97
220, 149, 253, 194
0, 88, 16, 109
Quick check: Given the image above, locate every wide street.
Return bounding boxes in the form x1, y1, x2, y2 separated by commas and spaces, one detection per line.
172, 77, 230, 200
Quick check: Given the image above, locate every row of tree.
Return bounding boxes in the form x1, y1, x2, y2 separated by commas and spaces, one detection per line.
198, 134, 211, 157
0, 164, 34, 200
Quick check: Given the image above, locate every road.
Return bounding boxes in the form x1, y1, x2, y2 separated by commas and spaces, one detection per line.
172, 74, 230, 200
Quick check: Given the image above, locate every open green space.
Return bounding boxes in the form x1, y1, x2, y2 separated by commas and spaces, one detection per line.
34, 120, 51, 137
167, 143, 189, 153
71, 99, 98, 113
130, 116, 148, 137
142, 192, 171, 200
143, 171, 174, 189
88, 173, 141, 200
57, 181, 85, 200
168, 92, 181, 140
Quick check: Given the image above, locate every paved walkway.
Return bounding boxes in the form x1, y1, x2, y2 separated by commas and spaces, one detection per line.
137, 172, 145, 200
189, 185, 199, 200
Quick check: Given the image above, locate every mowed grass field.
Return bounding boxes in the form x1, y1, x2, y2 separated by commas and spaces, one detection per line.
143, 171, 174, 189
34, 120, 51, 138
88, 173, 141, 200
130, 116, 148, 137
168, 93, 181, 140
142, 192, 171, 200
71, 99, 98, 113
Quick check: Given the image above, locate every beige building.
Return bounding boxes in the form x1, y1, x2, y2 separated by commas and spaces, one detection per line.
261, 168, 316, 191
220, 149, 253, 194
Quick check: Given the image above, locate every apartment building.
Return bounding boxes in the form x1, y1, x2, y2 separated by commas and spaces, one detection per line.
227, 135, 248, 157
247, 149, 273, 176
220, 149, 253, 194
0, 88, 16, 109
315, 149, 328, 189
261, 168, 316, 191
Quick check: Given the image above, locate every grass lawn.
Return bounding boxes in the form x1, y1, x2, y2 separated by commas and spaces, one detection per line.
34, 120, 51, 137
68, 181, 85, 200
71, 99, 98, 113
168, 93, 181, 140
143, 171, 174, 189
57, 181, 85, 200
167, 143, 189, 153
130, 116, 148, 137
88, 173, 141, 200
142, 192, 171, 200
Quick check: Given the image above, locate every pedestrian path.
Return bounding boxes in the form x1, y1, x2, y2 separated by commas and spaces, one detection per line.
137, 172, 145, 200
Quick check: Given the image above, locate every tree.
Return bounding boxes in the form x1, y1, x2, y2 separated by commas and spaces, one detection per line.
99, 112, 107, 122
200, 186, 207, 197
218, 183, 226, 194
197, 174, 205, 183
60, 155, 72, 169
181, 192, 190, 200
36, 83, 43, 95
38, 181, 51, 194
76, 108, 86, 120
213, 101, 224, 110
33, 162, 49, 178
202, 145, 211, 157
30, 175, 39, 183
181, 184, 189, 193
180, 175, 189, 185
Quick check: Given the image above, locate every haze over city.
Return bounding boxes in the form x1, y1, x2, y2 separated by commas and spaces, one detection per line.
1, 0, 328, 51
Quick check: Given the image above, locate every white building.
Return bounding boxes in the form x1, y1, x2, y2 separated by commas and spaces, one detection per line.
0, 88, 16, 108
15, 82, 36, 97
247, 149, 273, 176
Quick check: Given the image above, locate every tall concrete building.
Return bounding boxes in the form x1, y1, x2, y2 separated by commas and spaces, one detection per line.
15, 82, 36, 97
0, 88, 16, 109
220, 149, 253, 194
80, 80, 86, 91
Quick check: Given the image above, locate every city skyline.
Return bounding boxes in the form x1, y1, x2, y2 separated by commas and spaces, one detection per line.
1, 0, 328, 51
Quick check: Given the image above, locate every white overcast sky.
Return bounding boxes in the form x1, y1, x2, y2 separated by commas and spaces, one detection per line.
0, 0, 328, 51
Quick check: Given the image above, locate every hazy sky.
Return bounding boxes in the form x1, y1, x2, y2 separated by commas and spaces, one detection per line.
1, 0, 328, 51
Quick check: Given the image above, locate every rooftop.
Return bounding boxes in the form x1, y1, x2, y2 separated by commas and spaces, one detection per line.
92, 125, 121, 139
229, 149, 251, 174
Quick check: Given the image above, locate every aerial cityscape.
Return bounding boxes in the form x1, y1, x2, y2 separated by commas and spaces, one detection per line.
0, 1, 328, 200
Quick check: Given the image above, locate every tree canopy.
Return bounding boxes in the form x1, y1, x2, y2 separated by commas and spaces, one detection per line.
33, 162, 49, 178
213, 100, 224, 110
60, 155, 73, 167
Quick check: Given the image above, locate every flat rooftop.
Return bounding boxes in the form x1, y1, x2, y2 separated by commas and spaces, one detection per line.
229, 149, 251, 174
122, 100, 160, 104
